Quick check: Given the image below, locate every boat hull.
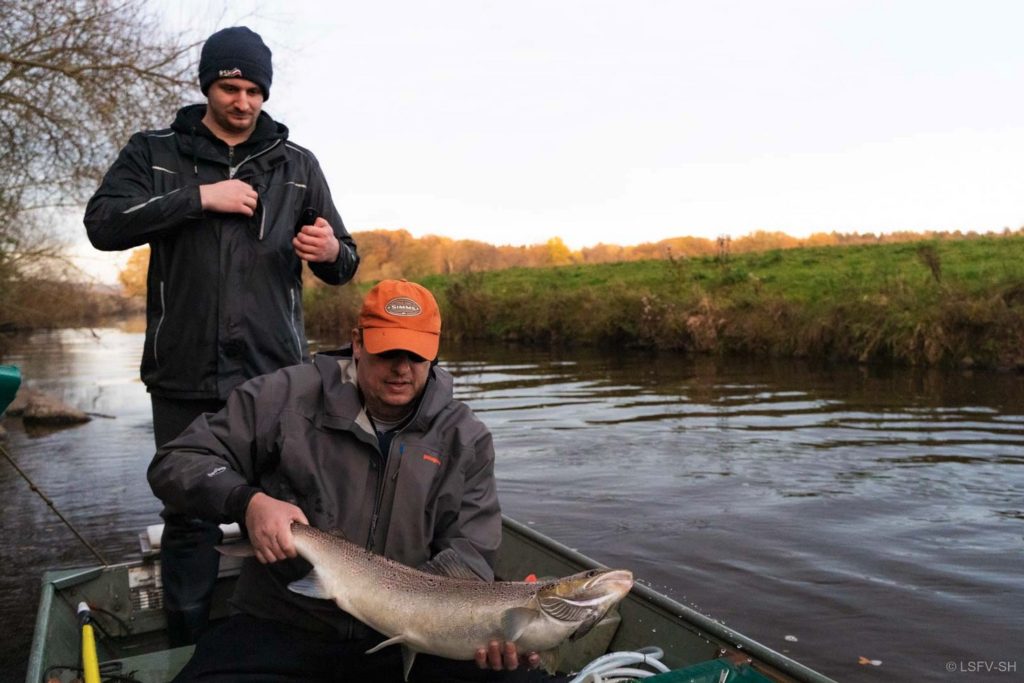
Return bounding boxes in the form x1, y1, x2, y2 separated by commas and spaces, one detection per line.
27, 516, 835, 683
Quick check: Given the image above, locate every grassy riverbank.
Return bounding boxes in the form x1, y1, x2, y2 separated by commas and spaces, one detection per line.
308, 234, 1024, 370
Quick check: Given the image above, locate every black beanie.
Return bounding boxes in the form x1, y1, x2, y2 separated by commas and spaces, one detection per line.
199, 27, 273, 100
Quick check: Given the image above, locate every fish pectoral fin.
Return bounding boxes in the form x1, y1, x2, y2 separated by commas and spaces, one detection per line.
538, 648, 561, 674
500, 606, 540, 642
286, 568, 333, 600
568, 613, 603, 641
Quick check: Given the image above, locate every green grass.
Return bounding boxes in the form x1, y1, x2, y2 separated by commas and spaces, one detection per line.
306, 235, 1024, 370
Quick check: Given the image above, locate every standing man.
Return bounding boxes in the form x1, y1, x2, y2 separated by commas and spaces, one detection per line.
85, 26, 359, 645
149, 280, 549, 682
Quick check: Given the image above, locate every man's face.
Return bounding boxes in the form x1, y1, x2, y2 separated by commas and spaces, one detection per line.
203, 78, 263, 139
352, 331, 431, 420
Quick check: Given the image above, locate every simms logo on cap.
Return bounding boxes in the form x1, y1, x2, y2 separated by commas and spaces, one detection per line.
384, 297, 422, 317
218, 68, 244, 78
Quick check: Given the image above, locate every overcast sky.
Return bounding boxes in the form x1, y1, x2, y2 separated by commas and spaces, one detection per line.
73, 0, 1024, 281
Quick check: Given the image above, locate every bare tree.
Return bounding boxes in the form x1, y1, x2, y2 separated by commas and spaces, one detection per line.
0, 0, 196, 314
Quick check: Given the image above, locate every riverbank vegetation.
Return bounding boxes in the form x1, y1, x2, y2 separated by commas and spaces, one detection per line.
306, 232, 1024, 371
0, 0, 193, 338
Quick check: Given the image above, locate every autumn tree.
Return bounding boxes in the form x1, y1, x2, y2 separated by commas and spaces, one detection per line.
542, 237, 574, 266
0, 0, 195, 322
119, 246, 150, 298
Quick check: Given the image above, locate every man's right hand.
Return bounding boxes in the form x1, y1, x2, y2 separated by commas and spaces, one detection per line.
199, 179, 259, 216
244, 492, 309, 564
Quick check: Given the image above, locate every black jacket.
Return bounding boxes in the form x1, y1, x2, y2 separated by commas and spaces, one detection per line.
85, 105, 359, 399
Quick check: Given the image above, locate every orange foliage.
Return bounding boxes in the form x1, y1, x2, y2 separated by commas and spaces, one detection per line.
118, 227, 1024, 286
119, 246, 149, 297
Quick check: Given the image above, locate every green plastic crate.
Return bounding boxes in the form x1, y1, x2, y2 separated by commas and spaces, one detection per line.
0, 364, 21, 415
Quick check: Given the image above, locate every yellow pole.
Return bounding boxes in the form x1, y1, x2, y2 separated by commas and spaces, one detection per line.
78, 602, 101, 683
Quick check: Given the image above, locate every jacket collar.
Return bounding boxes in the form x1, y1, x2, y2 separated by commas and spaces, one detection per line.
172, 104, 289, 171
313, 346, 453, 435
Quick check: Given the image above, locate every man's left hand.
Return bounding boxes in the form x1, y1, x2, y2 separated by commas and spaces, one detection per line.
474, 640, 541, 672
292, 218, 340, 263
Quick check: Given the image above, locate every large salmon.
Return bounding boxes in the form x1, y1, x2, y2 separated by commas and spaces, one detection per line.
246, 523, 634, 679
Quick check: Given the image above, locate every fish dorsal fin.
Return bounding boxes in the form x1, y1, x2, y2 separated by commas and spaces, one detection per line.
418, 547, 483, 580
500, 606, 539, 642
364, 636, 418, 681
286, 568, 333, 600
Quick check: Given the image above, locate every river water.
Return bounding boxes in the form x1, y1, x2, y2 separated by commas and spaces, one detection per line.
1, 322, 1022, 682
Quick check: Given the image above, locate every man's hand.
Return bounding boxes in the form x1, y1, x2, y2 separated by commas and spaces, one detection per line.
293, 217, 340, 263
199, 179, 259, 216
474, 640, 541, 672
244, 492, 309, 564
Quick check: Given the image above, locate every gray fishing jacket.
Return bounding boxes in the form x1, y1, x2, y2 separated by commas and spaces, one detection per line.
84, 105, 359, 400
147, 347, 502, 637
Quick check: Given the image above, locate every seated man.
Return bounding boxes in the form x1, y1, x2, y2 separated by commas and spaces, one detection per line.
148, 279, 553, 682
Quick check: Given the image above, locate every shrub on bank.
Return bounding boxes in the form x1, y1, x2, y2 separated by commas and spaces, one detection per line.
302, 235, 1024, 370
0, 278, 141, 332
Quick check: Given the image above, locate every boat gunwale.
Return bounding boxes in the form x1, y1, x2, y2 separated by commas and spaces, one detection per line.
27, 571, 60, 683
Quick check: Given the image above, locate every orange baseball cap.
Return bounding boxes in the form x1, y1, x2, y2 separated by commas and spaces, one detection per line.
358, 280, 441, 360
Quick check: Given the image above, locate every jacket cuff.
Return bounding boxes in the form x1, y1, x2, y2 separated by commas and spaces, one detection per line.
225, 485, 261, 525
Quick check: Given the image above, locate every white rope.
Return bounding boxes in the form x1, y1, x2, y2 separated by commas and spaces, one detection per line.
567, 647, 671, 683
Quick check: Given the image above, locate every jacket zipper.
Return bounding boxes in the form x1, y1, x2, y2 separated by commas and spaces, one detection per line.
288, 288, 302, 360
367, 439, 408, 553
257, 195, 267, 240
228, 139, 282, 179
153, 281, 166, 366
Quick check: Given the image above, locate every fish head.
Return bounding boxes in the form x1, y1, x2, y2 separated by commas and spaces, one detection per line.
541, 568, 634, 601
536, 568, 634, 641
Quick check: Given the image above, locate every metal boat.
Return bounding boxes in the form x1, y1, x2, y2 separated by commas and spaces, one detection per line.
27, 516, 835, 683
